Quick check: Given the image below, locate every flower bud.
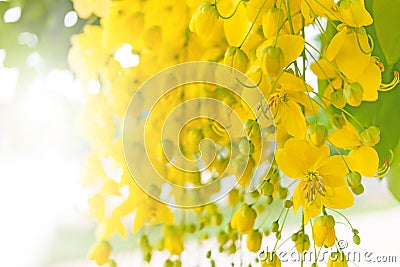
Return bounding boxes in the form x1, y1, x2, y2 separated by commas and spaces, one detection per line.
229, 188, 240, 206
262, 8, 286, 39
345, 171, 362, 188
224, 46, 249, 73
261, 181, 274, 196
294, 232, 310, 253
344, 82, 364, 106
244, 119, 261, 141
353, 234, 361, 245
271, 221, 279, 232
265, 195, 273, 205
88, 241, 112, 266
239, 138, 255, 156
307, 123, 328, 147
261, 252, 281, 267
328, 252, 348, 267
291, 232, 299, 241
330, 89, 347, 108
246, 230, 262, 252
284, 199, 293, 208
217, 231, 229, 245
351, 183, 364, 195
231, 204, 257, 234
277, 187, 288, 200
313, 215, 336, 247
360, 126, 380, 146
189, 2, 218, 38
330, 113, 346, 128
261, 46, 285, 77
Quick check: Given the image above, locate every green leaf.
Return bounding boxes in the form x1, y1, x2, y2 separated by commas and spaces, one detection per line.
387, 140, 400, 201
373, 0, 400, 65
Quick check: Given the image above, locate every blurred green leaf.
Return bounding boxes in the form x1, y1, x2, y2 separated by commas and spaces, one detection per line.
387, 140, 400, 201
373, 0, 400, 66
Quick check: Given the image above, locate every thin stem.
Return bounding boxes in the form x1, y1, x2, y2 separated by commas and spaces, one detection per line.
239, 0, 269, 48
213, 0, 242, 20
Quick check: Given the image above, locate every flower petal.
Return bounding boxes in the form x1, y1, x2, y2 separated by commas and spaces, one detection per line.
347, 146, 379, 177
318, 156, 347, 188
323, 186, 354, 209
329, 122, 361, 148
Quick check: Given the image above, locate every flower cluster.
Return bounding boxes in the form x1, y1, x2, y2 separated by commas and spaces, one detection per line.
69, 0, 398, 266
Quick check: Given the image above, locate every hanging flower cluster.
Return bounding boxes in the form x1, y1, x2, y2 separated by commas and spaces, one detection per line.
69, 0, 398, 266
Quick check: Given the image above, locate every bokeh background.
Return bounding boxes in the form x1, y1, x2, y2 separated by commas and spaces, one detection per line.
0, 1, 399, 266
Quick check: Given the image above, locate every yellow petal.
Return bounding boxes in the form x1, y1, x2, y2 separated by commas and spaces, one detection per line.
279, 100, 307, 138
277, 35, 305, 67
279, 72, 314, 92
356, 61, 381, 102
347, 146, 379, 177
323, 186, 354, 209
329, 123, 361, 148
310, 59, 338, 80
326, 29, 347, 61
318, 156, 347, 188
223, 3, 250, 47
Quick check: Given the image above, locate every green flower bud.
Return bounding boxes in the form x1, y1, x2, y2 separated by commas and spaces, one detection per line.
360, 126, 380, 146
217, 231, 229, 245
164, 259, 173, 267
292, 232, 299, 241
244, 119, 261, 141
271, 221, 279, 232
345, 171, 362, 188
277, 187, 288, 199
325, 215, 335, 228
284, 199, 293, 208
344, 82, 363, 106
307, 123, 328, 147
330, 89, 347, 108
353, 234, 361, 245
265, 195, 274, 205
239, 138, 255, 155
331, 113, 346, 128
261, 181, 274, 196
206, 250, 212, 258
351, 183, 365, 195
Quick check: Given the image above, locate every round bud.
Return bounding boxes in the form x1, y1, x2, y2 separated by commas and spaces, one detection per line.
360, 126, 380, 146
265, 195, 273, 205
330, 90, 347, 108
344, 82, 364, 106
325, 215, 335, 228
239, 138, 255, 155
164, 259, 173, 267
345, 172, 362, 188
284, 199, 293, 208
261, 181, 274, 196
261, 46, 285, 77
353, 235, 361, 245
277, 187, 288, 200
331, 113, 346, 128
271, 221, 279, 232
224, 46, 249, 73
292, 233, 299, 241
206, 250, 212, 258
351, 184, 365, 195
307, 124, 328, 147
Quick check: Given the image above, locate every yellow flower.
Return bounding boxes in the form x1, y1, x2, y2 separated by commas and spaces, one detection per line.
88, 241, 112, 266
301, 0, 340, 24
258, 35, 305, 77
275, 139, 354, 222
329, 121, 379, 177
266, 72, 317, 139
328, 252, 349, 267
72, 0, 111, 18
246, 230, 262, 252
338, 0, 372, 27
260, 252, 281, 267
326, 26, 370, 81
223, 2, 250, 46
312, 215, 336, 247
189, 1, 219, 39
231, 204, 257, 234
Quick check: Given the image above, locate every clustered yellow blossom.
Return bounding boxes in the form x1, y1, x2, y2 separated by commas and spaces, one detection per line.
68, 0, 396, 266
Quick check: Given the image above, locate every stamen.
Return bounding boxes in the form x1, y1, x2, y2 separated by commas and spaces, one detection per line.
379, 71, 399, 92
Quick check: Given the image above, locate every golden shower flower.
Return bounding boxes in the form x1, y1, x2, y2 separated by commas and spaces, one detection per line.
312, 215, 336, 247
88, 241, 112, 266
275, 139, 354, 222
231, 204, 257, 234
